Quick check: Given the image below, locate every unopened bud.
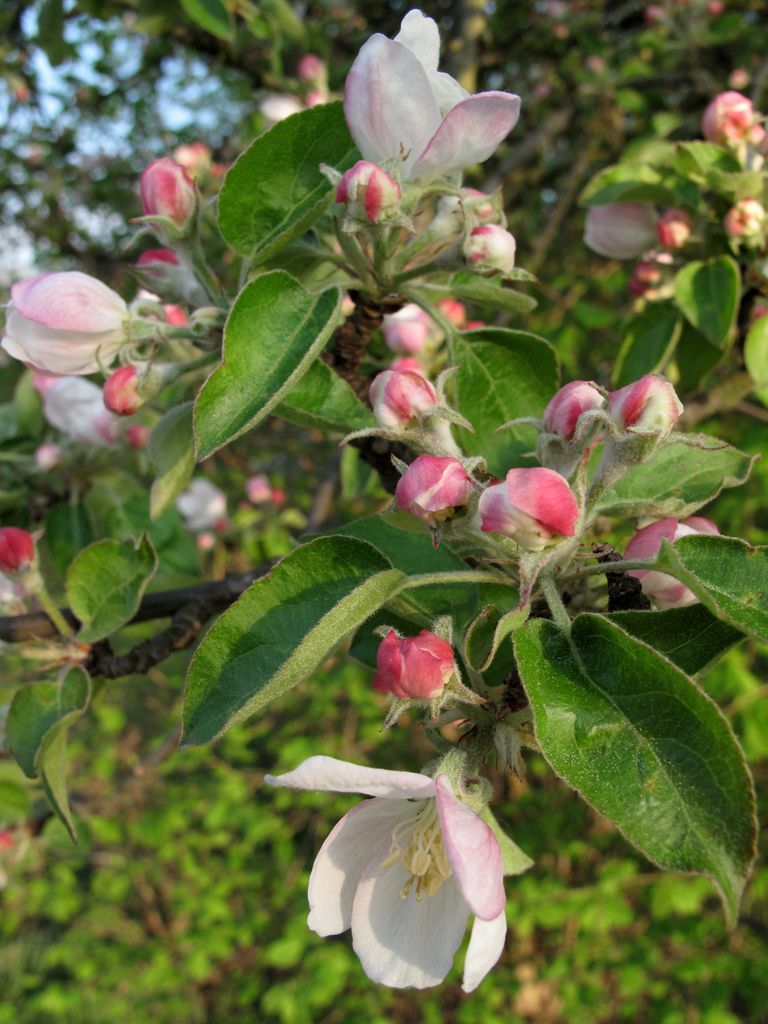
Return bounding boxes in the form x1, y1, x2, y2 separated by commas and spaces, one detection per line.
702, 91, 755, 144
724, 198, 766, 246
0, 527, 36, 573
543, 381, 605, 441
478, 468, 579, 552
464, 225, 517, 275
608, 374, 683, 436
657, 209, 693, 250
336, 161, 402, 225
372, 629, 455, 700
125, 424, 151, 450
382, 304, 434, 355
104, 366, 144, 416
462, 188, 499, 224
35, 442, 63, 470
171, 141, 212, 179
140, 157, 198, 232
437, 298, 466, 328
625, 516, 719, 608
584, 203, 658, 260
395, 455, 473, 528
246, 474, 272, 504
297, 53, 326, 83
369, 370, 438, 429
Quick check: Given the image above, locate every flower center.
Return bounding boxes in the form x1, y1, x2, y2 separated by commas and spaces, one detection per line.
382, 802, 452, 900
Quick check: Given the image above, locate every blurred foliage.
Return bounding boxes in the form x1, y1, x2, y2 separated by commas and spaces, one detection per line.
1, 0, 768, 1020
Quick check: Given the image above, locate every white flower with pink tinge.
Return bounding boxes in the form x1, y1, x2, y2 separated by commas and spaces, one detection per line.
344, 10, 520, 183
265, 756, 507, 991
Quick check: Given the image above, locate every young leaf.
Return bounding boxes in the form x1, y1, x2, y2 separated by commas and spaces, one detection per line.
218, 101, 358, 261
7, 667, 91, 841
446, 272, 537, 315
182, 536, 406, 746
180, 0, 233, 40
596, 439, 756, 520
66, 535, 158, 643
674, 257, 741, 349
194, 272, 340, 459
148, 402, 195, 520
453, 328, 559, 476
479, 807, 533, 876
514, 615, 756, 925
655, 535, 768, 644
744, 315, 768, 389
276, 359, 375, 433
610, 604, 742, 676
579, 163, 675, 206
613, 303, 682, 386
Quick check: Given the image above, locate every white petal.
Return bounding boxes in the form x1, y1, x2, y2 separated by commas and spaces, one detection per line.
394, 10, 440, 73
434, 776, 505, 919
410, 91, 521, 181
308, 799, 415, 936
12, 271, 127, 332
3, 311, 123, 375
351, 840, 470, 989
427, 71, 469, 115
344, 36, 441, 172
462, 910, 507, 993
265, 756, 436, 799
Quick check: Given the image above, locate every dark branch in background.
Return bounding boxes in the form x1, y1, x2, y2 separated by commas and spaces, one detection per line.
595, 545, 651, 613
325, 290, 402, 399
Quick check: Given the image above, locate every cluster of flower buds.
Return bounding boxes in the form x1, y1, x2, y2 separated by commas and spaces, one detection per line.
656, 209, 693, 251
702, 91, 759, 146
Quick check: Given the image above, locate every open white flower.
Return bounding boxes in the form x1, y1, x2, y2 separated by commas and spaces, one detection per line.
265, 756, 507, 991
344, 10, 520, 183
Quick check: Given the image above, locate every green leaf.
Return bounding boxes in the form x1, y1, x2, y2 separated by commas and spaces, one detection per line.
613, 303, 682, 386
36, 0, 71, 64
580, 163, 674, 206
43, 503, 94, 578
707, 169, 765, 203
194, 272, 340, 459
744, 316, 768, 388
655, 535, 768, 644
674, 321, 723, 390
180, 0, 233, 39
148, 402, 195, 520
674, 257, 741, 348
514, 615, 756, 924
276, 359, 374, 433
453, 328, 559, 476
597, 439, 756, 520
7, 667, 91, 841
610, 605, 743, 676
66, 536, 158, 643
446, 272, 537, 315
672, 141, 741, 183
182, 536, 406, 746
465, 603, 529, 674
218, 102, 357, 261
479, 807, 533, 876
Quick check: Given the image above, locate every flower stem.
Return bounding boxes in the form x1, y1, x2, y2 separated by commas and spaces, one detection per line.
34, 584, 74, 639
540, 576, 571, 633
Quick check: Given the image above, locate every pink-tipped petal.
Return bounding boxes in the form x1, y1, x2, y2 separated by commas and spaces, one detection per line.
344, 36, 441, 173
265, 755, 436, 799
434, 776, 505, 920
462, 910, 507, 993
308, 799, 414, 936
411, 92, 521, 181
11, 272, 127, 333
505, 468, 580, 538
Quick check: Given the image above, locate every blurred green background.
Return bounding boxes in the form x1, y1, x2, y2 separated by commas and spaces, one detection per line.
1, 0, 767, 1020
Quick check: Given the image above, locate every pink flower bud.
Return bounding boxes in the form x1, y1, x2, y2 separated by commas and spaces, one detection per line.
543, 381, 605, 441
140, 157, 198, 230
369, 370, 438, 429
336, 161, 402, 224
0, 829, 14, 852
163, 304, 188, 326
104, 366, 143, 416
462, 188, 497, 224
437, 298, 467, 328
137, 249, 179, 270
464, 225, 517, 275
478, 468, 579, 551
466, 319, 486, 329
372, 629, 455, 700
628, 259, 663, 297
584, 203, 658, 260
271, 487, 286, 506
0, 527, 36, 573
171, 141, 212, 178
125, 424, 151, 450
702, 91, 755, 144
625, 516, 719, 608
657, 209, 693, 250
608, 374, 683, 436
260, 94, 304, 127
246, 474, 272, 504
2, 272, 128, 376
35, 442, 62, 470
395, 455, 473, 527
644, 4, 665, 23
724, 198, 766, 244
297, 53, 326, 82
706, 0, 724, 13
729, 69, 750, 91
382, 304, 433, 355
306, 91, 325, 108
197, 531, 216, 552
389, 356, 424, 375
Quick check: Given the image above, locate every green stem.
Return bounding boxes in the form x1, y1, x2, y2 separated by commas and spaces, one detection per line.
540, 576, 571, 633
34, 586, 73, 639
566, 558, 656, 579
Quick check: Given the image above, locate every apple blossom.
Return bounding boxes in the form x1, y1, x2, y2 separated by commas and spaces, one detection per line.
171, 141, 212, 178
608, 374, 683, 436
260, 94, 304, 127
140, 157, 198, 230
246, 474, 273, 504
35, 442, 63, 470
436, 298, 466, 327
583, 203, 658, 259
724, 199, 766, 246
344, 10, 520, 183
656, 209, 693, 250
462, 188, 498, 224
478, 468, 579, 551
125, 424, 151, 450
369, 369, 438, 429
0, 527, 36, 573
42, 377, 118, 446
395, 455, 473, 527
2, 272, 129, 375
372, 630, 455, 699
464, 225, 517, 275
336, 161, 402, 224
103, 366, 143, 416
176, 478, 227, 532
389, 356, 425, 375
543, 380, 605, 441
297, 54, 326, 83
701, 91, 755, 144
625, 517, 719, 609
628, 259, 663, 298
265, 756, 507, 991
382, 304, 434, 354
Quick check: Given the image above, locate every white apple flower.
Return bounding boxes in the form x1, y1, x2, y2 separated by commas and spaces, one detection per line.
344, 10, 520, 183
265, 756, 508, 991
176, 478, 227, 532
41, 376, 117, 447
